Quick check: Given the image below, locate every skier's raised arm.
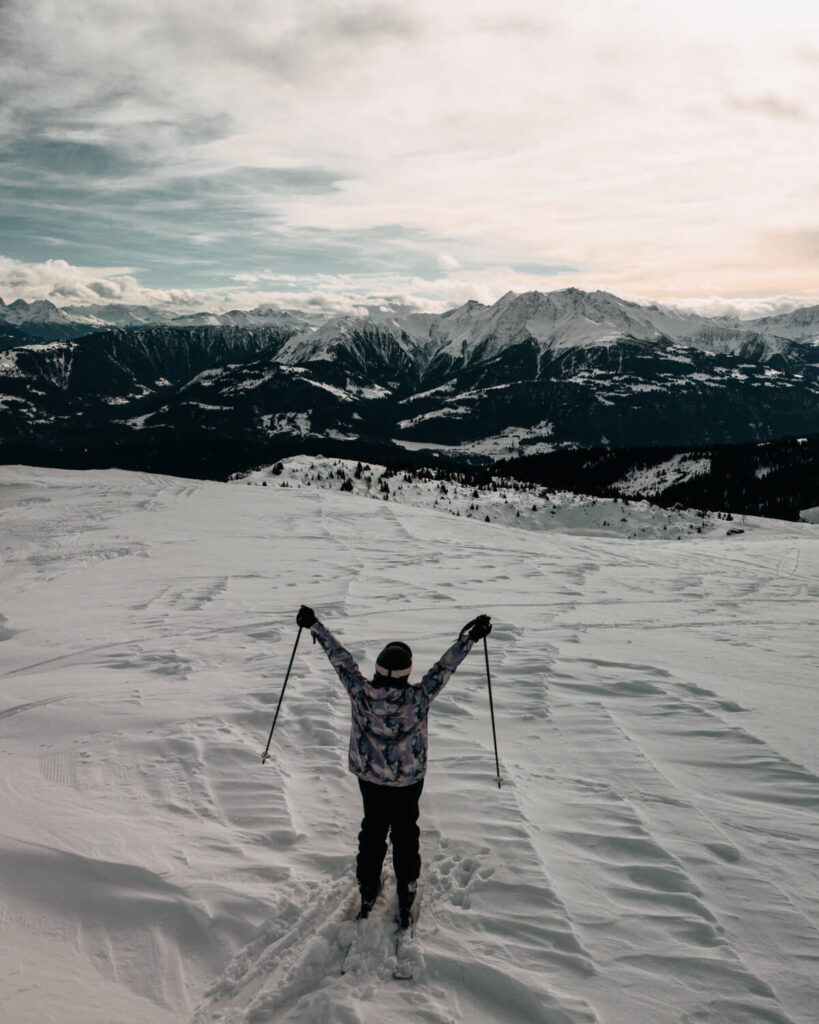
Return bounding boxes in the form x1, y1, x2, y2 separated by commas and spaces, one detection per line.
419, 614, 492, 709
297, 605, 368, 695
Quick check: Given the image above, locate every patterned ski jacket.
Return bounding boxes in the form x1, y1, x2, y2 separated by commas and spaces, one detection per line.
311, 621, 473, 787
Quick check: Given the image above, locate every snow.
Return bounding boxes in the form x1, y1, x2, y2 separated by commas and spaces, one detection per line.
394, 423, 556, 459
0, 464, 817, 1024
352, 383, 391, 399
245, 455, 726, 540
123, 412, 156, 428
799, 506, 819, 524
185, 368, 231, 388
615, 455, 712, 497
21, 340, 73, 353
0, 350, 23, 376
397, 382, 457, 404
396, 404, 472, 428
259, 411, 311, 436
299, 378, 356, 402
276, 316, 418, 368
222, 375, 270, 394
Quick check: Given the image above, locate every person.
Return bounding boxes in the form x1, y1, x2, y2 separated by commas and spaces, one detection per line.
295, 605, 492, 926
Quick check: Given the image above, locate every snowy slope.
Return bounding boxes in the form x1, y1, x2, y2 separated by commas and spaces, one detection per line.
749, 305, 819, 344
613, 454, 712, 497
276, 316, 421, 375
423, 289, 704, 361
239, 455, 735, 541
0, 466, 817, 1024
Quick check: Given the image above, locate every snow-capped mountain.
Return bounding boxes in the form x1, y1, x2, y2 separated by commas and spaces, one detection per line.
0, 297, 103, 340
1, 289, 818, 467
168, 307, 317, 331
0, 298, 318, 341
3, 288, 817, 359
746, 304, 819, 344
60, 302, 178, 327
0, 325, 296, 444
418, 288, 723, 366
276, 316, 426, 387
0, 298, 88, 325
269, 289, 812, 392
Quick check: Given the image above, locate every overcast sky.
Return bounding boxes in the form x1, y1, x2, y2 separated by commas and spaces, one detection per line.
1, 0, 818, 316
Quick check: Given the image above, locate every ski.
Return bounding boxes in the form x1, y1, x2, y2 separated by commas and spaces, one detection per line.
340, 917, 367, 975
339, 882, 384, 975
392, 915, 416, 980
391, 871, 428, 978
391, 830, 440, 980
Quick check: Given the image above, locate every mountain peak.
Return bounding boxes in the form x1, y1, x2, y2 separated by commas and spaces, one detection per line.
4, 298, 68, 321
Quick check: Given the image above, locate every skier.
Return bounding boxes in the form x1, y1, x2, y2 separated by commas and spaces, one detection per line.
295, 605, 492, 926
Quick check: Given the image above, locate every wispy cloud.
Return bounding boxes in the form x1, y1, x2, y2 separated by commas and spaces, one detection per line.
727, 93, 811, 121
1, 0, 818, 309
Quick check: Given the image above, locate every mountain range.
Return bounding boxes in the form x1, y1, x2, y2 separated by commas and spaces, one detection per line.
1, 288, 817, 471
0, 296, 321, 344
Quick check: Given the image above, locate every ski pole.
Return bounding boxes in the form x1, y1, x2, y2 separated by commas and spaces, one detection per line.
483, 636, 502, 788
261, 626, 303, 764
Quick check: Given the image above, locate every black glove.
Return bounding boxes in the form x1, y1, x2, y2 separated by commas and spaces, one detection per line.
297, 605, 317, 629
461, 614, 492, 642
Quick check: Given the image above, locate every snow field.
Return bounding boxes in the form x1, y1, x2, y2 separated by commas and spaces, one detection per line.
0, 465, 817, 1023
613, 454, 712, 498
239, 454, 761, 542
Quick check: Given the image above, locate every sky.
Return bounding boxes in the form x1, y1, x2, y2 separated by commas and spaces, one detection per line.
1, 0, 818, 317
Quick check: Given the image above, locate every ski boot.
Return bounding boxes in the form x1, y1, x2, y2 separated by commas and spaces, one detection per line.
397, 879, 417, 930
358, 879, 381, 920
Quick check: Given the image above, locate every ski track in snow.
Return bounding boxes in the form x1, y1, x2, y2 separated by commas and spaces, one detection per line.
0, 464, 817, 1024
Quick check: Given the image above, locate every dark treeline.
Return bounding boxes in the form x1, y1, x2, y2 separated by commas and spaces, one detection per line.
493, 435, 819, 521
3, 431, 817, 522
332, 436, 819, 522
0, 434, 463, 482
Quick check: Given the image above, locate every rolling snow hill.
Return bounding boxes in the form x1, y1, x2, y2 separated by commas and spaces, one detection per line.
0, 464, 817, 1024
238, 455, 738, 541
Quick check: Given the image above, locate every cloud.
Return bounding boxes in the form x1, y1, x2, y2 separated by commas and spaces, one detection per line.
659, 294, 819, 320
0, 256, 198, 307
1, 1, 819, 304
437, 253, 461, 271
763, 227, 819, 262
795, 43, 819, 65
727, 93, 811, 121
473, 14, 552, 37
327, 5, 421, 42
3, 255, 818, 323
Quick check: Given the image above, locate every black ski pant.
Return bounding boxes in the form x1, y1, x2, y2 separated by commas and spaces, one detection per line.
356, 778, 424, 894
